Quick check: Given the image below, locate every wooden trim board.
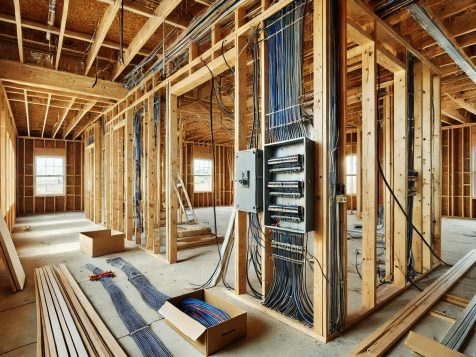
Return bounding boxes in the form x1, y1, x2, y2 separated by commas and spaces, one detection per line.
0, 215, 25, 290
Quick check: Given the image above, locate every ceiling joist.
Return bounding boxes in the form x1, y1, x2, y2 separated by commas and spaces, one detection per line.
85, 1, 122, 75
41, 94, 52, 138
112, 0, 183, 80
0, 60, 127, 101
63, 101, 96, 138
52, 98, 76, 138
56, 0, 70, 70
12, 0, 23, 63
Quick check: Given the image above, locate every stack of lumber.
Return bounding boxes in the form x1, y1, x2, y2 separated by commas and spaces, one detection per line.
352, 249, 476, 356
0, 216, 25, 292
157, 223, 224, 251
35, 264, 126, 357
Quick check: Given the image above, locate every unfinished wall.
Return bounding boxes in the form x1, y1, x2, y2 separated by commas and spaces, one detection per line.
181, 142, 234, 208
442, 123, 476, 219
0, 88, 16, 231
16, 137, 83, 215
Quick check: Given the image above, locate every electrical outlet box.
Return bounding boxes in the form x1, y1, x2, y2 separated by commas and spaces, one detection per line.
264, 137, 315, 233
234, 149, 263, 213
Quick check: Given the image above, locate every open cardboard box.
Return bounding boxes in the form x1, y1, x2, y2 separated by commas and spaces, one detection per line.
159, 289, 247, 356
79, 229, 125, 257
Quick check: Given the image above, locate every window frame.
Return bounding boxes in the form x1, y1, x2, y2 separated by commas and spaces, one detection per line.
34, 154, 66, 197
193, 158, 213, 193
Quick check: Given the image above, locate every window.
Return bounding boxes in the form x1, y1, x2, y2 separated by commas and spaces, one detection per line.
193, 159, 212, 192
35, 156, 65, 196
346, 154, 357, 195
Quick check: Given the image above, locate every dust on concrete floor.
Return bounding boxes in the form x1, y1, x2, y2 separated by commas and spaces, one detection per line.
0, 209, 475, 356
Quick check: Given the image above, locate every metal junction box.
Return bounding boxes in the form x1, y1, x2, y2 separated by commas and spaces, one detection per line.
264, 137, 315, 233
234, 149, 263, 213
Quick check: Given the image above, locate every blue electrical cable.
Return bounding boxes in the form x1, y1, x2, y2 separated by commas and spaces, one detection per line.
133, 111, 143, 236
178, 298, 230, 328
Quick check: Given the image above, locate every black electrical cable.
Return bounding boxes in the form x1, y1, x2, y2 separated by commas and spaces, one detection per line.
375, 66, 450, 268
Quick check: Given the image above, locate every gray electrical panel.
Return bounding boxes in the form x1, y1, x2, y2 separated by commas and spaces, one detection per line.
264, 137, 315, 233
234, 149, 263, 213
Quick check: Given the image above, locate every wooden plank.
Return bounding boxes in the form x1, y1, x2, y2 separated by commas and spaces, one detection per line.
23, 89, 30, 136
352, 249, 476, 356
55, 0, 70, 70
41, 94, 52, 138
361, 41, 377, 308
405, 331, 467, 357
412, 62, 424, 273
0, 216, 25, 290
35, 269, 58, 357
432, 75, 442, 262
383, 94, 394, 281
393, 69, 408, 288
84, 0, 121, 75
421, 64, 433, 271
52, 98, 75, 138
12, 0, 23, 63
63, 101, 95, 139
313, 0, 329, 339
112, 0, 182, 80
166, 83, 178, 263
0, 60, 127, 100
234, 31, 247, 295
124, 110, 134, 241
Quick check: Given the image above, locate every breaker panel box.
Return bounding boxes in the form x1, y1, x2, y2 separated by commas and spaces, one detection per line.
264, 137, 315, 233
234, 149, 263, 213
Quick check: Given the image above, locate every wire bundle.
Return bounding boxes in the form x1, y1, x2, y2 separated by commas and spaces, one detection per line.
178, 298, 230, 328
86, 264, 172, 357
263, 230, 313, 326
107, 257, 169, 312
265, 0, 310, 143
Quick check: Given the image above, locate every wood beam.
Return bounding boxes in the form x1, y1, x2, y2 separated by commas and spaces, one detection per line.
41, 94, 51, 138
52, 98, 75, 138
0, 61, 127, 100
63, 101, 96, 138
112, 0, 182, 80
442, 107, 469, 124
55, 0, 70, 70
23, 90, 30, 136
445, 92, 476, 116
85, 1, 121, 75
12, 0, 23, 63
0, 13, 151, 56
193, 0, 211, 6
97, 0, 188, 29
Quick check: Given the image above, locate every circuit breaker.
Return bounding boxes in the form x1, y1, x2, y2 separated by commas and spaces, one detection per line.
264, 137, 315, 233
234, 149, 263, 213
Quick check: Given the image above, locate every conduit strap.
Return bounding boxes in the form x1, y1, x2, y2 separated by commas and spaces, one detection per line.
107, 257, 169, 312
86, 264, 172, 357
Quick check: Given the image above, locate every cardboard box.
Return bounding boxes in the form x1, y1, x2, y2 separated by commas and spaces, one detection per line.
159, 289, 247, 356
79, 229, 125, 257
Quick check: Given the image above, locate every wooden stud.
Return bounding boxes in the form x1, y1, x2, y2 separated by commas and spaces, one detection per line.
393, 68, 408, 288
125, 110, 133, 240
361, 41, 377, 308
23, 89, 30, 137
432, 75, 442, 262
383, 94, 394, 281
41, 94, 52, 138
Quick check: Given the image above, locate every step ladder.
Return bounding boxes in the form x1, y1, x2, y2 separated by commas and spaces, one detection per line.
174, 174, 198, 224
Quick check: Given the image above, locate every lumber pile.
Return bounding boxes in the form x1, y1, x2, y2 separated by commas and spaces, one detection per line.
352, 249, 476, 356
157, 223, 224, 251
0, 216, 25, 292
35, 264, 126, 357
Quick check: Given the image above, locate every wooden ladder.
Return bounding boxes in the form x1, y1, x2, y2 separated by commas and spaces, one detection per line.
174, 174, 198, 224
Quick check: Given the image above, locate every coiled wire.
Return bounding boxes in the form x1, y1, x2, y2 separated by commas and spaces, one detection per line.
178, 298, 230, 328
86, 264, 172, 357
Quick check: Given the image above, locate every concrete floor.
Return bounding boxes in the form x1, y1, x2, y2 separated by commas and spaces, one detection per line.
0, 208, 475, 356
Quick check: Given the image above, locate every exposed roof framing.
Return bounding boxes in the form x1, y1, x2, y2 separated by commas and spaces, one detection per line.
0, 60, 128, 100
98, 0, 188, 29
112, 0, 183, 80
441, 107, 469, 124
12, 0, 23, 63
52, 98, 76, 138
445, 93, 476, 116
84, 1, 122, 75
23, 90, 30, 136
41, 94, 52, 138
56, 0, 70, 70
63, 101, 96, 138
0, 14, 151, 56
